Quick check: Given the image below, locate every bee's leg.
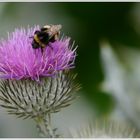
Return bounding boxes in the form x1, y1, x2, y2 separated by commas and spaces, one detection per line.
41, 48, 44, 53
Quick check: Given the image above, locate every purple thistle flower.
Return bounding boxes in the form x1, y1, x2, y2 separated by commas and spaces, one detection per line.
0, 25, 79, 138
0, 26, 76, 81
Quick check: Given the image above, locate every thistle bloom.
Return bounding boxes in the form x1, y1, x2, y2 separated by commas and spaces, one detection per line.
0, 25, 79, 138
0, 26, 76, 81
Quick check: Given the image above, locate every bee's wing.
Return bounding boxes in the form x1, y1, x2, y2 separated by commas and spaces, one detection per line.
56, 24, 62, 30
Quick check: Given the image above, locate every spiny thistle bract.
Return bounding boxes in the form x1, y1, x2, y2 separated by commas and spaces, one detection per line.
0, 71, 80, 119
70, 119, 140, 138
0, 25, 79, 137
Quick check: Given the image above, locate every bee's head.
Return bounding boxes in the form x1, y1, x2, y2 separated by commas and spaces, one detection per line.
34, 30, 41, 35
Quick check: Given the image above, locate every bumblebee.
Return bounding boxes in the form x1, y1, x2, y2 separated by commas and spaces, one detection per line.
31, 24, 62, 50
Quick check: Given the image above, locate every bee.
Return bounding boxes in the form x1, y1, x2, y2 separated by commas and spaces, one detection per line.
31, 24, 62, 50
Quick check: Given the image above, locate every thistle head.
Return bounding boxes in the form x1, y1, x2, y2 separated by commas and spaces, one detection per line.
0, 25, 80, 119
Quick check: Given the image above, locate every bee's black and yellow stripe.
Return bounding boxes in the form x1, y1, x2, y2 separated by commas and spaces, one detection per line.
34, 34, 46, 48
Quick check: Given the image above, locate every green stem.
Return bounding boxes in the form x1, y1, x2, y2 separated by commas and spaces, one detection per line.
35, 113, 58, 138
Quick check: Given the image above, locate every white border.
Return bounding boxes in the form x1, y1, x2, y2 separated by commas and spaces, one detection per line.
0, 0, 140, 2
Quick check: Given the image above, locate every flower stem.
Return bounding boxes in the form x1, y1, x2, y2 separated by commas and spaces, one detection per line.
35, 113, 59, 138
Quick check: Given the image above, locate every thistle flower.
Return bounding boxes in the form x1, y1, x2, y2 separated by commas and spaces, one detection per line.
70, 119, 140, 138
0, 26, 80, 137
0, 26, 76, 81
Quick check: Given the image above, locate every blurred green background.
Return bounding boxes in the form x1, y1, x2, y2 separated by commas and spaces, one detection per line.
0, 2, 140, 137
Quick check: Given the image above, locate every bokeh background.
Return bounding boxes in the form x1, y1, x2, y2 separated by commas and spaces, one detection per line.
0, 2, 140, 137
